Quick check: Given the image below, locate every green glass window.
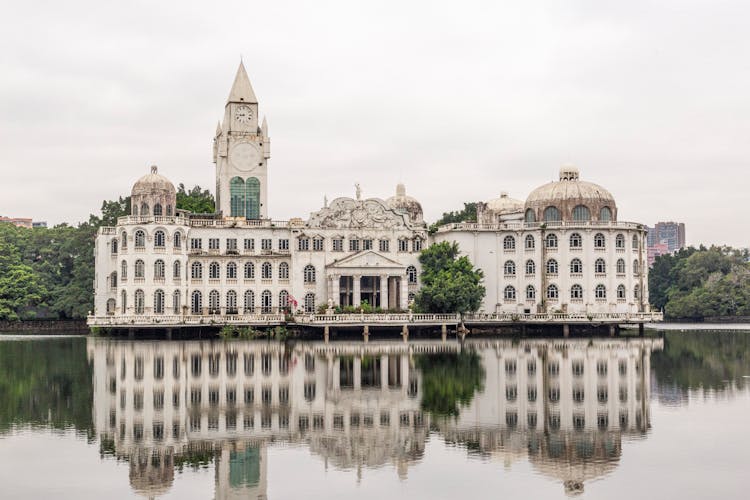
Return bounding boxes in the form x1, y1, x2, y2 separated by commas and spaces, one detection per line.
230, 177, 246, 217
572, 205, 591, 221
246, 177, 260, 219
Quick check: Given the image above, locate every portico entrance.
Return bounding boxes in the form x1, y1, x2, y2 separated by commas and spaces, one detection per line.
327, 251, 409, 310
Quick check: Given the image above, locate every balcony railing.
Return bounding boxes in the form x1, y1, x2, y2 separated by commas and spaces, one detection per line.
436, 220, 646, 233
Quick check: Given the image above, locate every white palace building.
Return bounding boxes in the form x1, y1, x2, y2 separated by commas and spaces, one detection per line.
89, 63, 659, 330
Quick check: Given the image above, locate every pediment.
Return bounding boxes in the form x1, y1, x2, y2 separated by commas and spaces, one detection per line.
327, 250, 406, 270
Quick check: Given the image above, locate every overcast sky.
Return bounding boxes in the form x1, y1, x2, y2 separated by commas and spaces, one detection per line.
1, 0, 748, 246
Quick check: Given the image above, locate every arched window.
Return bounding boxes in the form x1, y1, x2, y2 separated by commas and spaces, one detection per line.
261, 262, 272, 279
571, 284, 583, 299
547, 284, 559, 299
545, 233, 558, 248
226, 262, 237, 279
261, 290, 273, 313
634, 284, 641, 300
121, 260, 127, 279
595, 258, 606, 274
134, 259, 145, 278
632, 235, 639, 249
633, 260, 640, 275
407, 265, 418, 284
132, 205, 138, 216
504, 286, 516, 300
304, 293, 315, 313
616, 258, 626, 274
279, 290, 290, 311
230, 177, 246, 217
135, 230, 145, 248
154, 230, 165, 248
570, 258, 583, 274
246, 177, 261, 219
173, 260, 181, 279
153, 203, 163, 216
572, 205, 591, 221
279, 262, 289, 279
109, 271, 117, 288
226, 290, 238, 314
121, 231, 128, 249
106, 298, 116, 315
154, 259, 165, 279
595, 284, 607, 299
526, 285, 536, 300
617, 284, 626, 299
304, 264, 316, 283
191, 291, 202, 314
166, 205, 173, 216
503, 235, 516, 250
208, 262, 220, 279
569, 233, 582, 248
244, 262, 255, 279
154, 289, 165, 314
172, 290, 181, 314
111, 239, 118, 254
140, 203, 149, 216
615, 234, 625, 248
504, 260, 516, 276
546, 259, 558, 275
173, 232, 182, 249
121, 290, 127, 314
600, 206, 612, 222
525, 209, 536, 223
594, 233, 606, 248
208, 290, 220, 314
134, 289, 145, 314
244, 290, 255, 313
543, 206, 561, 222
524, 235, 535, 249
191, 262, 203, 279
525, 260, 536, 275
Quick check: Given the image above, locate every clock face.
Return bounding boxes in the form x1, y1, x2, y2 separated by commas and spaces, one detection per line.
231, 142, 261, 172
235, 105, 253, 124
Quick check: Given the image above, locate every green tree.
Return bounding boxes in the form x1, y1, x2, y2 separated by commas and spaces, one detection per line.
176, 183, 215, 214
0, 231, 44, 320
414, 241, 485, 314
429, 202, 477, 233
416, 350, 485, 417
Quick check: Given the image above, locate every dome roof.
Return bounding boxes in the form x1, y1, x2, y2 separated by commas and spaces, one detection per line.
386, 184, 424, 223
524, 166, 617, 222
131, 165, 176, 197
485, 192, 523, 214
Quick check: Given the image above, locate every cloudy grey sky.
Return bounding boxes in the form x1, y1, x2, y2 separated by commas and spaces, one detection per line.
1, 0, 748, 246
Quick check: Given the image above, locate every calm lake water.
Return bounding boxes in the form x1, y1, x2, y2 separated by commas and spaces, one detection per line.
0, 330, 748, 499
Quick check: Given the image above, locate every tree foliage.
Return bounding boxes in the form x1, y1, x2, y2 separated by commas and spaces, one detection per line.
414, 241, 485, 314
177, 183, 215, 214
649, 246, 750, 319
429, 202, 477, 233
415, 350, 485, 417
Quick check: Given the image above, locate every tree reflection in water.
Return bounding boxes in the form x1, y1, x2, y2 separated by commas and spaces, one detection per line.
416, 350, 485, 417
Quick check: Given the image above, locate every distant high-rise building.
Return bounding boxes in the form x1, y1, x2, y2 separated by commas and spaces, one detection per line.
647, 222, 686, 252
32, 221, 47, 228
0, 216, 33, 228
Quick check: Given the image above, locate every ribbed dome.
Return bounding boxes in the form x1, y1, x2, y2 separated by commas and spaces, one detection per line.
486, 192, 523, 214
131, 165, 176, 197
524, 166, 617, 223
130, 165, 177, 217
386, 184, 424, 223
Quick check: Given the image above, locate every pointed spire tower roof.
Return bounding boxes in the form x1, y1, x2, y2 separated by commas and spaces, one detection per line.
261, 116, 268, 136
215, 121, 222, 136
227, 61, 257, 104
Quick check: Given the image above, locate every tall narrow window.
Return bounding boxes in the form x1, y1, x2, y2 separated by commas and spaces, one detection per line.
304, 265, 316, 283
504, 261, 516, 276
226, 262, 237, 279
154, 289, 165, 314
246, 177, 261, 219
134, 289, 145, 314
226, 290, 238, 314
209, 290, 220, 314
407, 265, 418, 283
191, 291, 202, 314
173, 290, 181, 314
244, 262, 255, 279
304, 293, 315, 313
153, 204, 163, 216
279, 290, 290, 311
244, 290, 255, 312
154, 259, 165, 279
191, 262, 203, 279
594, 233, 606, 248
261, 262, 272, 279
135, 259, 145, 278
230, 177, 246, 217
525, 260, 536, 275
503, 236, 516, 250
261, 290, 273, 313
135, 230, 145, 248
279, 262, 289, 279
173, 260, 181, 279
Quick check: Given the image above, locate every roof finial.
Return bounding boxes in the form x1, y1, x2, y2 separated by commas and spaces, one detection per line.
150, 165, 158, 174
355, 183, 362, 200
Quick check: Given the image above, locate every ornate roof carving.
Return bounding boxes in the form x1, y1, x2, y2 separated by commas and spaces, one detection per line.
307, 197, 421, 230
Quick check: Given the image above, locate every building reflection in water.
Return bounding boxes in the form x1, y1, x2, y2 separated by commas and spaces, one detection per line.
87, 337, 662, 498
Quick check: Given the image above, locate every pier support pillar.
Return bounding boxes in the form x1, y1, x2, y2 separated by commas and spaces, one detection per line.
609, 324, 616, 337
522, 324, 527, 337
563, 324, 570, 338
401, 325, 409, 343
166, 328, 172, 340
363, 325, 369, 343
324, 325, 330, 343
638, 323, 644, 336
128, 328, 134, 339
441, 323, 447, 342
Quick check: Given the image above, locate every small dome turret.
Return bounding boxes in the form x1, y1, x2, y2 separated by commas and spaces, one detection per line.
130, 165, 177, 217
386, 184, 424, 223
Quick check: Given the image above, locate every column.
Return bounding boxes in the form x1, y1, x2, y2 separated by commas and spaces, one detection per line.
353, 275, 361, 307
332, 275, 341, 306
380, 355, 389, 390
379, 275, 388, 309
353, 357, 361, 390
399, 277, 408, 310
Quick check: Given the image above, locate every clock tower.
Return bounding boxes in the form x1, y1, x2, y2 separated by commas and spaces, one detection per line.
213, 62, 271, 219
